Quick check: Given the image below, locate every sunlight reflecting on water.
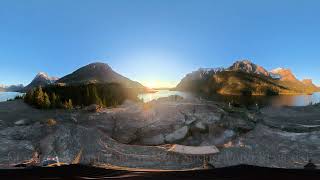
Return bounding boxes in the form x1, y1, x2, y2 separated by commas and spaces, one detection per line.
138, 90, 193, 102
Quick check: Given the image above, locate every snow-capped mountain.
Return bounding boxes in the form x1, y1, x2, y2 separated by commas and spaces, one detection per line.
228, 60, 270, 77
23, 72, 59, 91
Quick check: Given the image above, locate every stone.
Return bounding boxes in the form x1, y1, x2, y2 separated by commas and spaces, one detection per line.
139, 134, 165, 145
84, 104, 101, 112
194, 122, 207, 132
168, 144, 219, 155
165, 126, 189, 143
14, 119, 30, 126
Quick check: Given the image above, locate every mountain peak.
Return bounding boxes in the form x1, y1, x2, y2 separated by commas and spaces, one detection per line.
86, 62, 111, 68
57, 62, 145, 89
23, 72, 58, 91
35, 72, 49, 79
228, 60, 270, 76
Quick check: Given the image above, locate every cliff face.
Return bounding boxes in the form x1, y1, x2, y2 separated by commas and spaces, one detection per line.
302, 79, 320, 92
270, 68, 300, 82
228, 60, 270, 76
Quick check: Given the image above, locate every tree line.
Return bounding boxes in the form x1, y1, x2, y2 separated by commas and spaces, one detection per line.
24, 83, 138, 109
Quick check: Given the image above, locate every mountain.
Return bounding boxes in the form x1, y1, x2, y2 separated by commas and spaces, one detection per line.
5, 84, 24, 92
270, 68, 300, 82
0, 84, 24, 92
302, 79, 320, 92
57, 62, 146, 90
176, 60, 318, 96
23, 72, 58, 92
228, 60, 270, 77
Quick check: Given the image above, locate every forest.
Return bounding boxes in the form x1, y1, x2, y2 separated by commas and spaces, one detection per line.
24, 83, 139, 109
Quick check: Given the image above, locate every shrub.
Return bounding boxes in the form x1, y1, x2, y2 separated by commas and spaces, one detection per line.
47, 119, 57, 126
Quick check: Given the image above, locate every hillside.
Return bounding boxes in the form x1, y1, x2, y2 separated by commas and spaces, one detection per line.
176, 70, 289, 96
176, 60, 318, 96
57, 62, 146, 91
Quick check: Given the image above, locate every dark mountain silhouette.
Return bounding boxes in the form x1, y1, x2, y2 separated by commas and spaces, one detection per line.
57, 62, 146, 90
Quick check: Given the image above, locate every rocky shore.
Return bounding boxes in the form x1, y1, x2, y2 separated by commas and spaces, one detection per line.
0, 97, 319, 169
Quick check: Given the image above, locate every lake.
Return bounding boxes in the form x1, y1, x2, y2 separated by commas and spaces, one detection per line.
0, 92, 24, 102
138, 90, 193, 102
139, 90, 320, 107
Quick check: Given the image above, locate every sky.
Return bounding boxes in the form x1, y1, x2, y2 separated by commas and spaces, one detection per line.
0, 0, 320, 88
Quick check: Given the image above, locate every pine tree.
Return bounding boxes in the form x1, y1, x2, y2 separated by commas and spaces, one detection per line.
50, 92, 57, 108
34, 86, 44, 108
24, 89, 35, 104
43, 92, 51, 109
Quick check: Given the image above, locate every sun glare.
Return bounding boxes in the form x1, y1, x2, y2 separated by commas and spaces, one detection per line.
142, 80, 177, 89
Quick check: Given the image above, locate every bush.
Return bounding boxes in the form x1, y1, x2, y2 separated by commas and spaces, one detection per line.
46, 119, 57, 126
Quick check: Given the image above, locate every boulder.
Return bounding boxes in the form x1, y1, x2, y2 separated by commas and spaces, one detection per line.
165, 126, 189, 143
190, 121, 207, 133
139, 134, 165, 145
14, 119, 30, 126
84, 104, 101, 112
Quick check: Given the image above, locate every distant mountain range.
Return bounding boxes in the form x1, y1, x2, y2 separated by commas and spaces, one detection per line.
4, 60, 319, 96
176, 60, 320, 95
0, 84, 24, 92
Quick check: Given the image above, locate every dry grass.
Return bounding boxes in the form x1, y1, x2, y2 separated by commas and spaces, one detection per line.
47, 118, 57, 126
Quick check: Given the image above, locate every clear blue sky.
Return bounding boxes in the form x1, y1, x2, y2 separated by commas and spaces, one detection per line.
1, 0, 320, 87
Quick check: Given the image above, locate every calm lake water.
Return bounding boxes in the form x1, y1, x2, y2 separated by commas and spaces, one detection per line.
138, 90, 193, 102
0, 92, 24, 102
139, 90, 320, 107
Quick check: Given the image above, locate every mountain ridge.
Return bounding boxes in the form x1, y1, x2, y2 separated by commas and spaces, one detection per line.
57, 62, 146, 91
176, 60, 319, 95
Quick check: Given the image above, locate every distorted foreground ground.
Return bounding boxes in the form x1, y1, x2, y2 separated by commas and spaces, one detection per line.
0, 97, 319, 169
1, 164, 319, 180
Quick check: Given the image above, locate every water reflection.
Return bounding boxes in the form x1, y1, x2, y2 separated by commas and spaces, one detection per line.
139, 90, 320, 107
203, 92, 320, 107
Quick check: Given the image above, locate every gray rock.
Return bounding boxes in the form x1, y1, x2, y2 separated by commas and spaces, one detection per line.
191, 121, 208, 132
140, 134, 165, 145
14, 119, 30, 126
165, 126, 189, 143
0, 137, 34, 164
84, 104, 101, 112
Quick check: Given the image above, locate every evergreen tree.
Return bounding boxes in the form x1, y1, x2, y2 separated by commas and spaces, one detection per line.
34, 86, 44, 108
43, 92, 51, 108
50, 92, 57, 108
24, 89, 34, 104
